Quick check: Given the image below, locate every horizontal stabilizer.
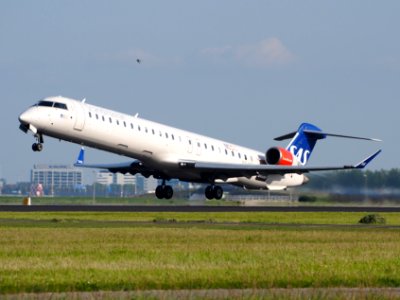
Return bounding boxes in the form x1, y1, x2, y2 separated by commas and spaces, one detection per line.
275, 129, 381, 142
274, 131, 297, 141
303, 130, 382, 142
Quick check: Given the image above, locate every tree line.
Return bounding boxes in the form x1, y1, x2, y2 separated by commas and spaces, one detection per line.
307, 169, 400, 190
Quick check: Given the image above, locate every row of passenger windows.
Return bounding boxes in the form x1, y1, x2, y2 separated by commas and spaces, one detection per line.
88, 111, 255, 162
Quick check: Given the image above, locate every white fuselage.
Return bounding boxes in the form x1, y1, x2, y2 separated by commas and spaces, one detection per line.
19, 96, 306, 190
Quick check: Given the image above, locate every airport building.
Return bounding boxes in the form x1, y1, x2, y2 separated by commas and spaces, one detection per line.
30, 164, 83, 195
95, 171, 158, 195
96, 171, 136, 185
30, 165, 160, 196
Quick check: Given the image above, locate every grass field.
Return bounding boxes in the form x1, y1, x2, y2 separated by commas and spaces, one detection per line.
1, 211, 400, 297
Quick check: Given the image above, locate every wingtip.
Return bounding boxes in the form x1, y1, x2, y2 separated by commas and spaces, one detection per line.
75, 147, 85, 165
355, 149, 382, 169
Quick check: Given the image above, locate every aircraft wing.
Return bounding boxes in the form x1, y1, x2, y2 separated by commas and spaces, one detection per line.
179, 150, 382, 179
73, 147, 154, 176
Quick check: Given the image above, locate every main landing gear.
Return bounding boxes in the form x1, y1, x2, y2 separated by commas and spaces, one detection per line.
32, 134, 44, 152
155, 181, 224, 200
155, 180, 173, 199
205, 185, 223, 200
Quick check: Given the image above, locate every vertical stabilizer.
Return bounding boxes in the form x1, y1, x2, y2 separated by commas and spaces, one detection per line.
285, 123, 326, 165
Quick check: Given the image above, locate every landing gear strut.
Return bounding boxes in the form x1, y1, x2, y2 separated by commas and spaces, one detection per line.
32, 134, 44, 152
205, 185, 223, 200
155, 180, 173, 199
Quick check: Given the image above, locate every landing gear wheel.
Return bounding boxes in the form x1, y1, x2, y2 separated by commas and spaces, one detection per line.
205, 185, 224, 200
214, 186, 223, 200
32, 134, 44, 152
164, 185, 173, 199
155, 186, 164, 199
155, 185, 174, 199
32, 143, 43, 152
205, 186, 214, 200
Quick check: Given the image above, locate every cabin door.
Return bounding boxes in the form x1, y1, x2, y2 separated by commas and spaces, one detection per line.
73, 102, 86, 131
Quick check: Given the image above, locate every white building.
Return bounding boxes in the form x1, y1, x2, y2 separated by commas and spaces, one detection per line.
31, 165, 83, 194
96, 171, 136, 185
95, 171, 158, 194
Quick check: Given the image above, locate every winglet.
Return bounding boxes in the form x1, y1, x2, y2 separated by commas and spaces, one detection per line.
75, 147, 85, 166
355, 149, 382, 169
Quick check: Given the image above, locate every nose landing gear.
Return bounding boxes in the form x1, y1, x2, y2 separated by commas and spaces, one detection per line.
32, 134, 44, 152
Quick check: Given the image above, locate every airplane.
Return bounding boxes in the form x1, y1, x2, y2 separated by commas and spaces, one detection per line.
19, 96, 382, 199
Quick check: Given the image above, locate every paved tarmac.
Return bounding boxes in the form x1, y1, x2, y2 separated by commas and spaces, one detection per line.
1, 205, 400, 212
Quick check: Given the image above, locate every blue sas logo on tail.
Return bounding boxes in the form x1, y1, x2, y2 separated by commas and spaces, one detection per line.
286, 123, 326, 166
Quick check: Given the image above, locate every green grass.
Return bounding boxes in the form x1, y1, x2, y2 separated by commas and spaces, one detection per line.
1, 212, 400, 294
0, 195, 195, 205
2, 211, 400, 225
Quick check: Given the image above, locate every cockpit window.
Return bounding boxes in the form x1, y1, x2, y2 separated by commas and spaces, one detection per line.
36, 100, 68, 110
38, 100, 54, 107
54, 102, 68, 110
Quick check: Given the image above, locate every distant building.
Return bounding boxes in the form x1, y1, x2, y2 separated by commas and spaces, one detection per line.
95, 171, 157, 194
31, 165, 83, 196
96, 171, 136, 185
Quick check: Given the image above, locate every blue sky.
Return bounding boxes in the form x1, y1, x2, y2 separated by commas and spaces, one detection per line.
1, 1, 399, 183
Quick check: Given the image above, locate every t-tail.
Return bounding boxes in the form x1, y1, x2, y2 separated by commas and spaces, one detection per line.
273, 122, 381, 166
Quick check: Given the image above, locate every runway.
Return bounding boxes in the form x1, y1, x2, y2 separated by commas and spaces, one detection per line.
1, 205, 400, 212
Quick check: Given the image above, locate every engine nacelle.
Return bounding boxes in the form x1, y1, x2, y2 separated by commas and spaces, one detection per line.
266, 147, 294, 165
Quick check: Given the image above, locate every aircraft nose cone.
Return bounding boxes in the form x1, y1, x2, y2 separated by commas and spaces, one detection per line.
19, 110, 34, 124
19, 112, 28, 124
303, 175, 310, 185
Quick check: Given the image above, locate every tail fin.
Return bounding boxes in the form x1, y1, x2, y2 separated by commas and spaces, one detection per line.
274, 122, 381, 166
279, 123, 325, 165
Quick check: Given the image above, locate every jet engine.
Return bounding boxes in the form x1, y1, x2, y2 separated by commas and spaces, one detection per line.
266, 147, 294, 165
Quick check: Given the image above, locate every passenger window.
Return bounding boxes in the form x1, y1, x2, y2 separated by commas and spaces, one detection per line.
171, 134, 175, 140
225, 149, 228, 155
102, 116, 105, 121
152, 129, 155, 135
165, 132, 169, 139
89, 112, 92, 118
204, 143, 207, 149
231, 151, 235, 157
145, 127, 148, 133
138, 125, 141, 131
124, 121, 126, 127
95, 114, 99, 120
109, 117, 112, 123
238, 153, 241, 159
211, 145, 214, 151
131, 123, 134, 129
116, 120, 119, 125
244, 154, 247, 160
